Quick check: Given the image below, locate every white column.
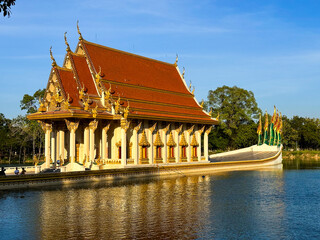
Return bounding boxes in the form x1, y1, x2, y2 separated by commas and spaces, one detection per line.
102, 123, 110, 162
163, 129, 167, 163
56, 131, 60, 164
175, 131, 180, 163
204, 126, 212, 161
51, 131, 56, 164
204, 132, 208, 161
44, 124, 52, 168
70, 129, 76, 163
149, 129, 154, 164
187, 131, 191, 162
121, 127, 127, 166
84, 126, 89, 162
59, 129, 65, 161
102, 128, 107, 161
121, 118, 130, 166
89, 120, 98, 162
65, 120, 79, 165
197, 131, 202, 161
133, 129, 139, 165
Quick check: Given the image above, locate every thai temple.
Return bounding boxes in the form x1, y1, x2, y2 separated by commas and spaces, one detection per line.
27, 24, 219, 171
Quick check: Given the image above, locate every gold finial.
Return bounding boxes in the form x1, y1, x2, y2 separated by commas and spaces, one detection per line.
64, 32, 71, 52
209, 108, 212, 116
200, 100, 204, 108
105, 84, 112, 101
92, 105, 98, 118
84, 97, 90, 111
49, 46, 57, 67
124, 101, 130, 119
216, 112, 220, 120
182, 67, 185, 78
192, 86, 195, 95
38, 97, 46, 112
63, 94, 70, 110
174, 54, 178, 66
115, 96, 121, 114
77, 20, 83, 40
79, 85, 85, 100
95, 66, 102, 84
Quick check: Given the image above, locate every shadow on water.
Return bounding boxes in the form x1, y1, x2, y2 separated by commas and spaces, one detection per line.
283, 158, 320, 170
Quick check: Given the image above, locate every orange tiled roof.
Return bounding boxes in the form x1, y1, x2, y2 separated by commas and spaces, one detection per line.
28, 38, 217, 125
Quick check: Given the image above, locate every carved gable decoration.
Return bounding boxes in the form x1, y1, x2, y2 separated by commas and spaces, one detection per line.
167, 131, 176, 147
190, 134, 198, 146
154, 131, 163, 146
179, 133, 188, 146
139, 130, 150, 147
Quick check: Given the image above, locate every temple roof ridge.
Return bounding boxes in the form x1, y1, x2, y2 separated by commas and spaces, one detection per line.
82, 39, 176, 67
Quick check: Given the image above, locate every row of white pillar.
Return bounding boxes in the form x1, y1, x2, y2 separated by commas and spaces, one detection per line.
42, 119, 211, 168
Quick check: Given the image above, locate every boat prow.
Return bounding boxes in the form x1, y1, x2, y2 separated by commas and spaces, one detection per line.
209, 144, 283, 166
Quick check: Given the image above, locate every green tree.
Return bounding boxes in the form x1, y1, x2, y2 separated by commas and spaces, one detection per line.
282, 116, 299, 150
0, 0, 16, 17
20, 89, 45, 114
206, 85, 260, 149
0, 113, 10, 161
20, 88, 46, 159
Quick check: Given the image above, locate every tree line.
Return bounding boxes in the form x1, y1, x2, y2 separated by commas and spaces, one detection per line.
0, 89, 44, 164
0, 86, 318, 164
205, 85, 320, 151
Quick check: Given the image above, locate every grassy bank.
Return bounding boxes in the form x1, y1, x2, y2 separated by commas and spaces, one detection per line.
283, 150, 320, 161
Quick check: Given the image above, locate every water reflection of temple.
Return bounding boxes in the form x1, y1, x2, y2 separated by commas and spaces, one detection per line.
38, 176, 212, 239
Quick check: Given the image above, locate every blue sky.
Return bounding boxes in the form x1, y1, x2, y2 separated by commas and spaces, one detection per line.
1, 0, 320, 119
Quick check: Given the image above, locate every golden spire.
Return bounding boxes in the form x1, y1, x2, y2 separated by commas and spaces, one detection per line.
179, 133, 188, 146
49, 46, 57, 67
190, 134, 199, 146
154, 131, 164, 146
216, 112, 220, 120
84, 97, 90, 111
77, 20, 83, 40
191, 86, 195, 95
139, 130, 150, 147
124, 101, 130, 119
167, 131, 176, 147
92, 105, 98, 118
200, 100, 204, 108
79, 84, 85, 100
115, 96, 121, 114
64, 32, 71, 52
174, 54, 178, 66
95, 66, 102, 84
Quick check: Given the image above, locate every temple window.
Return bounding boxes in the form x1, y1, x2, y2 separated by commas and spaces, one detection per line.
179, 132, 188, 161
167, 131, 176, 160
139, 130, 150, 163
154, 131, 163, 160
116, 140, 121, 159
190, 134, 199, 160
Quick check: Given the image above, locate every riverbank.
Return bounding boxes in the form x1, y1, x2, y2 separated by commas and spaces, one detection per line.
282, 150, 320, 161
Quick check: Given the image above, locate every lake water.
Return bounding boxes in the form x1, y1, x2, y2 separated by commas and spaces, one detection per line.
0, 165, 320, 240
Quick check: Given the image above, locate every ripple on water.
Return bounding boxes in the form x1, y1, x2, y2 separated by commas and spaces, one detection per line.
0, 170, 320, 239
